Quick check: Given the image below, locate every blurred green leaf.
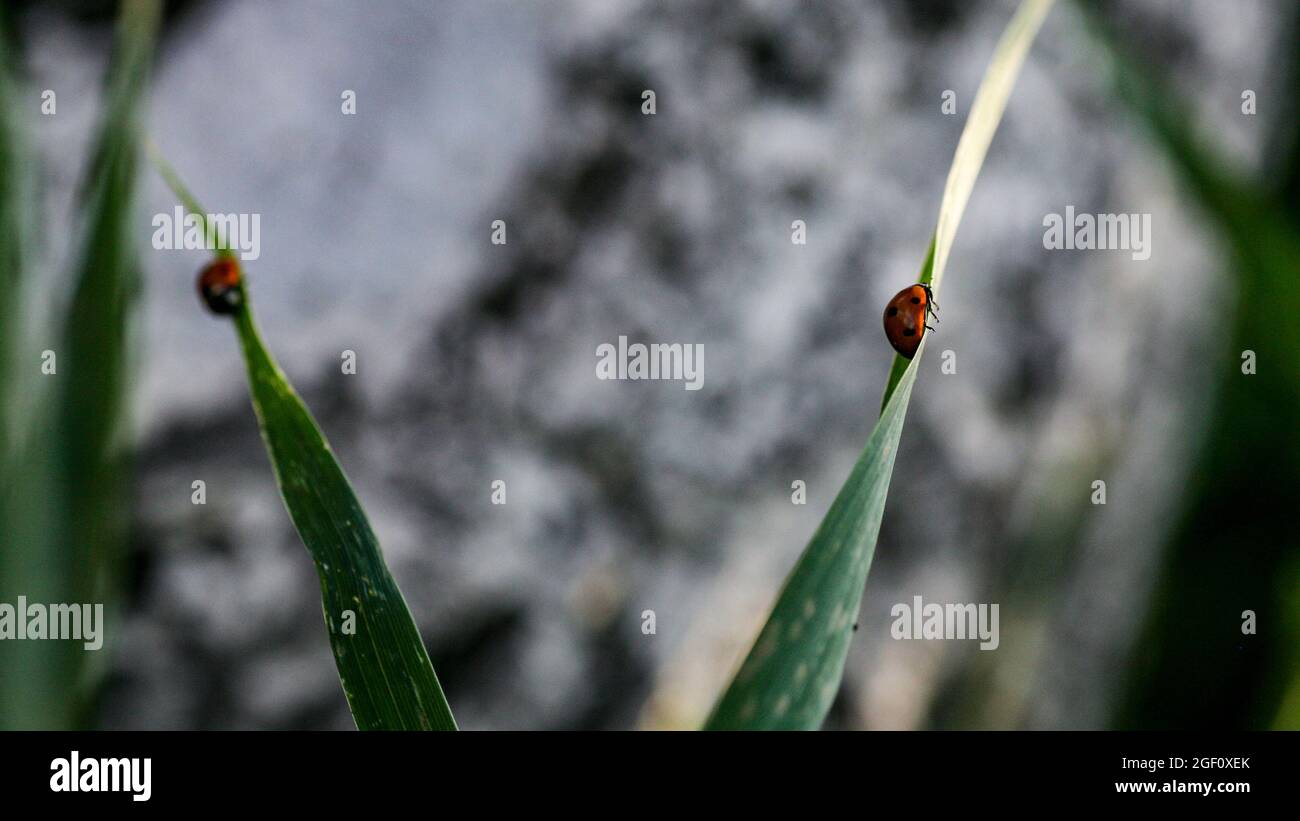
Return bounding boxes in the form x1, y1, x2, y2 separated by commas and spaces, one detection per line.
0, 0, 160, 729
58, 0, 160, 610
0, 3, 47, 730
1078, 0, 1300, 730
705, 0, 1054, 730
0, 7, 28, 454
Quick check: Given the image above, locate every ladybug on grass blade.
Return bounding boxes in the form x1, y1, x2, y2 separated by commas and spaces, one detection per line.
197, 257, 243, 315
882, 283, 937, 359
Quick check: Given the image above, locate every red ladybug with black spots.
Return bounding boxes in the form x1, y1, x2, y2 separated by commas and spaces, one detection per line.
882, 283, 937, 359
197, 257, 243, 315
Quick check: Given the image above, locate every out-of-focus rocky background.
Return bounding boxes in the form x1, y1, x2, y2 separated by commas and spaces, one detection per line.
13, 0, 1287, 729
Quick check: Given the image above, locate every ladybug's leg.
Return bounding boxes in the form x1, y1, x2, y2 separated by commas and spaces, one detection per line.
920, 284, 938, 312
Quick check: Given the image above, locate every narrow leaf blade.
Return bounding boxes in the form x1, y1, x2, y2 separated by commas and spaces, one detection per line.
704, 0, 1053, 730
153, 156, 456, 729
232, 309, 457, 730
0, 0, 159, 729
705, 361, 920, 729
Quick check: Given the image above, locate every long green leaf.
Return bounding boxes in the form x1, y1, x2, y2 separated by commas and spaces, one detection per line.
705, 0, 1054, 730
1076, 0, 1300, 730
59, 0, 159, 611
0, 6, 27, 459
152, 158, 456, 731
233, 307, 456, 730
0, 0, 159, 729
0, 2, 47, 729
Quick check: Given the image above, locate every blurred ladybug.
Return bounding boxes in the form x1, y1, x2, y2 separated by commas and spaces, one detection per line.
882, 283, 937, 359
197, 257, 243, 315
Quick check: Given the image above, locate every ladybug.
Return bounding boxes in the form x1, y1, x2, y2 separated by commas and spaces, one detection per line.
882, 283, 937, 359
197, 257, 243, 315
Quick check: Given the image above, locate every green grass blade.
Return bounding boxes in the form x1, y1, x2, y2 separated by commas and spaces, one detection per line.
705, 0, 1054, 730
930, 0, 1053, 297
58, 0, 159, 610
706, 362, 921, 729
1076, 0, 1300, 730
233, 308, 456, 730
0, 3, 49, 730
880, 0, 1053, 410
0, 0, 159, 729
0, 6, 28, 454
151, 163, 456, 731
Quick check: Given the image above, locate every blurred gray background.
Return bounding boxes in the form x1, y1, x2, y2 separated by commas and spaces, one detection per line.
17, 0, 1283, 729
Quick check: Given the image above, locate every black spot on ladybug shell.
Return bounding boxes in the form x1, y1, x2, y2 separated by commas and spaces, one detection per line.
200, 281, 243, 315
